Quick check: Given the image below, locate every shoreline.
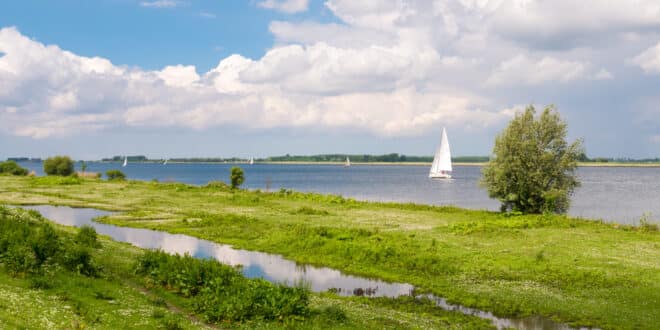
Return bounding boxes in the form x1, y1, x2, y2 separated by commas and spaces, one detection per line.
81, 160, 660, 167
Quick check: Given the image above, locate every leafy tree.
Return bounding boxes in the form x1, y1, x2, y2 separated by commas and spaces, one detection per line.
43, 156, 75, 176
230, 167, 245, 189
0, 161, 28, 176
106, 169, 126, 181
481, 105, 583, 214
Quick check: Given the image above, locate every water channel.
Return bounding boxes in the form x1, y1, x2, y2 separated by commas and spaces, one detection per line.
21, 204, 593, 330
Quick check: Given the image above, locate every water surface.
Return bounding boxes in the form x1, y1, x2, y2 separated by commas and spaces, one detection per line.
21, 204, 589, 330
17, 161, 660, 224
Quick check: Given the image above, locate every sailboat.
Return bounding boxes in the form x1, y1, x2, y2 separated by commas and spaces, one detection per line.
429, 127, 452, 179
344, 156, 351, 167
248, 157, 254, 165
163, 159, 168, 165
122, 156, 128, 167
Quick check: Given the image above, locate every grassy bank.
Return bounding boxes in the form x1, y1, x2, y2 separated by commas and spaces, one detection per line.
0, 176, 658, 329
0, 204, 492, 329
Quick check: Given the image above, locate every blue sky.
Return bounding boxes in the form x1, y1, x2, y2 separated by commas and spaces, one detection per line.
1, 0, 659, 159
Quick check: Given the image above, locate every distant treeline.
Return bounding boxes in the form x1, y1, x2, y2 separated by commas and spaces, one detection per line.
267, 154, 490, 163
90, 154, 659, 163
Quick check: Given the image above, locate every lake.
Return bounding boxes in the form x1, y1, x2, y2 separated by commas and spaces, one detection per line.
16, 161, 660, 224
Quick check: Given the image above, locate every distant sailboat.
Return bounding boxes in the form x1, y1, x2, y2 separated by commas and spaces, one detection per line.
429, 127, 452, 179
344, 156, 351, 167
163, 159, 168, 165
248, 157, 254, 165
122, 156, 128, 167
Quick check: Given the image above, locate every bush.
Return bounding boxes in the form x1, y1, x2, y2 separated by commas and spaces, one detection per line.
75, 225, 100, 248
106, 169, 126, 181
134, 250, 309, 322
0, 161, 29, 176
44, 156, 75, 176
62, 245, 100, 277
230, 167, 245, 189
481, 105, 583, 214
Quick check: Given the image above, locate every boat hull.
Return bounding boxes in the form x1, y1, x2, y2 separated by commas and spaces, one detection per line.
429, 173, 452, 179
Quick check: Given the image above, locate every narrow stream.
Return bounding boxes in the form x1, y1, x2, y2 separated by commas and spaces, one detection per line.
21, 205, 589, 330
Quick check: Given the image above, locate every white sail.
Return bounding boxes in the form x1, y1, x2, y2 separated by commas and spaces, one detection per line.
122, 156, 128, 167
429, 127, 452, 178
345, 156, 351, 167
248, 157, 254, 165
163, 159, 168, 165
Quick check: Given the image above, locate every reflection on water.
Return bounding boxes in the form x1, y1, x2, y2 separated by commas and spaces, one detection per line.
23, 205, 593, 330
24, 205, 412, 297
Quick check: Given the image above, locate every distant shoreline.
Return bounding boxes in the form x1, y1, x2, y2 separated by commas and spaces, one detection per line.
84, 160, 660, 167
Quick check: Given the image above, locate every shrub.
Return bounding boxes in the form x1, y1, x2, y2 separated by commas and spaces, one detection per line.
481, 105, 583, 214
75, 225, 100, 248
134, 250, 310, 322
106, 169, 126, 181
0, 161, 29, 176
62, 245, 100, 277
230, 166, 245, 189
43, 156, 75, 176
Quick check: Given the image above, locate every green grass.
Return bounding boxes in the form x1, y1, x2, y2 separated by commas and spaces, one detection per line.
0, 201, 492, 329
0, 176, 658, 329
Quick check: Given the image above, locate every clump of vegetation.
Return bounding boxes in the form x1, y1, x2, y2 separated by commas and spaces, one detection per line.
75, 225, 101, 248
0, 160, 29, 176
44, 156, 75, 176
106, 169, 126, 181
134, 250, 310, 322
481, 105, 583, 214
204, 180, 231, 190
230, 166, 245, 189
0, 207, 99, 277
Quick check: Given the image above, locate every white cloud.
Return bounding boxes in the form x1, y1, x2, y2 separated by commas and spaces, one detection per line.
651, 135, 660, 143
258, 0, 309, 14
0, 26, 509, 139
199, 12, 216, 19
630, 42, 660, 74
140, 0, 180, 8
486, 55, 590, 86
592, 68, 614, 80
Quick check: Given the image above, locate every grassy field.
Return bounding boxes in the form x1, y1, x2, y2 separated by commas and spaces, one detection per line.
0, 175, 658, 329
0, 202, 492, 329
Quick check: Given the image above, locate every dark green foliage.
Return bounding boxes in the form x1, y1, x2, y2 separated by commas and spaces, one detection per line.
0, 206, 99, 277
75, 225, 101, 248
106, 169, 126, 181
0, 161, 29, 176
43, 156, 75, 176
481, 105, 583, 214
62, 245, 100, 277
230, 166, 245, 189
134, 250, 310, 322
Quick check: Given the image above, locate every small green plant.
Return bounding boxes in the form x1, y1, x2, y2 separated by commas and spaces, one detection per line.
75, 225, 101, 248
106, 169, 126, 181
230, 166, 245, 189
43, 156, 75, 176
0, 161, 29, 176
80, 161, 87, 174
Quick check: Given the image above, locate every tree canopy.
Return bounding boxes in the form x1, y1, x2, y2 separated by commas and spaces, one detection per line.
481, 105, 583, 214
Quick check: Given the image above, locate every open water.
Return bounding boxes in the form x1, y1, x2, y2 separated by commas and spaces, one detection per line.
16, 161, 660, 224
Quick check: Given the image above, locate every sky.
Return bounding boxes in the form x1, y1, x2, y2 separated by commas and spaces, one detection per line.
1, 0, 659, 160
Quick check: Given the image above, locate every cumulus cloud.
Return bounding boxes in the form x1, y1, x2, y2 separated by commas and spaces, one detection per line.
140, 0, 181, 8
0, 26, 507, 139
486, 55, 590, 86
2, 1, 659, 142
630, 42, 660, 74
258, 0, 309, 14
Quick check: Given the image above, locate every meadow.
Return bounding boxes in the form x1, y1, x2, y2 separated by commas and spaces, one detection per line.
0, 175, 658, 329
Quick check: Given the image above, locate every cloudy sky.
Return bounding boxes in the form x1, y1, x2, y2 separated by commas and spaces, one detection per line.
1, 0, 659, 160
